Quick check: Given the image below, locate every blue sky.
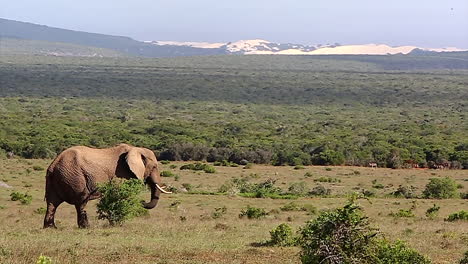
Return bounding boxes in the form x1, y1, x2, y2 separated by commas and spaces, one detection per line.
2, 0, 467, 48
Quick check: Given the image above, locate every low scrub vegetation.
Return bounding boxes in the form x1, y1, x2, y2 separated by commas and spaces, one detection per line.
180, 163, 216, 173
268, 223, 298, 247
423, 177, 459, 199
445, 210, 468, 222
10, 191, 32, 205
298, 200, 430, 264
96, 179, 147, 226
239, 206, 268, 219
425, 204, 440, 219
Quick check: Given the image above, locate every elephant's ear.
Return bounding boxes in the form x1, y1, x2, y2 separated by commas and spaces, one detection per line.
126, 149, 145, 180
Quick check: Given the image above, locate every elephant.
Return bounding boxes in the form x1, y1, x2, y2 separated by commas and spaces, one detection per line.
43, 143, 171, 228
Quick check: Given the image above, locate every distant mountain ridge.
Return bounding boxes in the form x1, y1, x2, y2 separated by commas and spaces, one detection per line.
1, 18, 466, 57
0, 18, 226, 57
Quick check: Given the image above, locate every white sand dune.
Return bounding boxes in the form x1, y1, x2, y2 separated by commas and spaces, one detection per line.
149, 39, 467, 55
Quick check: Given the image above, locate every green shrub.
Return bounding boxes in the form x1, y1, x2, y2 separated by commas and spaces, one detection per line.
169, 164, 177, 169
389, 209, 415, 218
211, 206, 227, 219
280, 202, 304, 212
269, 223, 297, 246
423, 177, 459, 199
239, 206, 268, 219
96, 179, 147, 226
10, 191, 32, 205
304, 172, 313, 178
36, 254, 53, 264
375, 240, 431, 264
314, 177, 340, 183
425, 204, 440, 219
308, 185, 331, 196
299, 202, 377, 264
392, 185, 417, 198
288, 182, 308, 195
294, 165, 305, 170
160, 160, 170, 164
445, 210, 468, 222
160, 170, 176, 177
180, 163, 216, 173
298, 201, 430, 264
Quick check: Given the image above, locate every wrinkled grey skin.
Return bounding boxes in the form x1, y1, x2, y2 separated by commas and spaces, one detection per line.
43, 144, 163, 228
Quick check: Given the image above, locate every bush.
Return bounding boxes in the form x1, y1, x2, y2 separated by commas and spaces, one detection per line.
445, 210, 468, 222
375, 240, 431, 264
423, 177, 459, 199
314, 177, 340, 183
10, 191, 32, 205
96, 179, 147, 226
389, 209, 415, 218
239, 206, 268, 219
160, 160, 170, 164
308, 185, 331, 196
298, 201, 430, 264
269, 223, 297, 246
280, 202, 305, 212
425, 204, 440, 219
288, 182, 308, 195
211, 206, 227, 219
299, 202, 377, 264
392, 185, 417, 198
160, 170, 176, 177
180, 163, 216, 173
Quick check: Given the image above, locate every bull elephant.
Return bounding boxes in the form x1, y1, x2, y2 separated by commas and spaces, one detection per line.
43, 143, 171, 228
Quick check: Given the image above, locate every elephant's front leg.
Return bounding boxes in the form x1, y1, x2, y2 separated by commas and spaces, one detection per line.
75, 202, 89, 228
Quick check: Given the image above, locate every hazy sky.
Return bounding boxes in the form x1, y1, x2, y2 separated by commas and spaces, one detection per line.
2, 0, 468, 48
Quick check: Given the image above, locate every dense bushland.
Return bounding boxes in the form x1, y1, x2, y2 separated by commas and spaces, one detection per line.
0, 55, 467, 168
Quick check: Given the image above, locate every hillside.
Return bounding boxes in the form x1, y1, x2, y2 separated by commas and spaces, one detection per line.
0, 37, 126, 57
0, 18, 225, 57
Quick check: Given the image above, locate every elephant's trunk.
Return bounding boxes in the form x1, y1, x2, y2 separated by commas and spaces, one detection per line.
143, 181, 161, 209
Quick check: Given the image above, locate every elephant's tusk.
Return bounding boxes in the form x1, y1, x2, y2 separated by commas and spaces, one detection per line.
156, 184, 172, 194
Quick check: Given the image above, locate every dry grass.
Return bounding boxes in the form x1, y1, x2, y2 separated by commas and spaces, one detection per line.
0, 159, 467, 264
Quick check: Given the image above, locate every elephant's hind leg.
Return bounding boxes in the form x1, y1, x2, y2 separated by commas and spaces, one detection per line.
75, 202, 90, 228
43, 199, 62, 228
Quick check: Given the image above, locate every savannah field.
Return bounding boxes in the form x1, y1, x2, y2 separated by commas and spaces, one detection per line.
0, 53, 467, 263
0, 159, 467, 264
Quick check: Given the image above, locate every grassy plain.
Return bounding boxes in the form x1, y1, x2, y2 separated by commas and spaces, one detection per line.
0, 159, 467, 264
0, 54, 467, 263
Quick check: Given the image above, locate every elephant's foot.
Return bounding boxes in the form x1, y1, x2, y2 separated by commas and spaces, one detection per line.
43, 222, 57, 229
78, 214, 89, 228
44, 200, 61, 229
76, 204, 90, 228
